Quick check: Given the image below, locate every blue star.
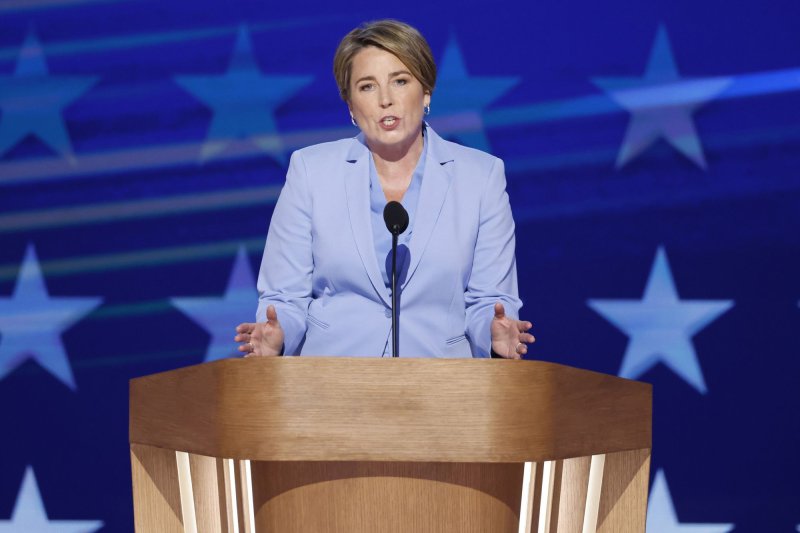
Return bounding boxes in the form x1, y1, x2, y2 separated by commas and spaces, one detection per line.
171, 246, 257, 362
592, 26, 732, 169
174, 26, 313, 164
428, 34, 519, 151
0, 467, 103, 532
587, 247, 733, 393
0, 245, 102, 390
646, 470, 733, 532
0, 30, 98, 162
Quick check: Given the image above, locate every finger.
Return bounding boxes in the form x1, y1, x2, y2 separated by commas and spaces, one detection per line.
236, 323, 255, 334
517, 321, 533, 332
266, 305, 279, 323
521, 333, 536, 344
493, 302, 506, 319
234, 333, 251, 342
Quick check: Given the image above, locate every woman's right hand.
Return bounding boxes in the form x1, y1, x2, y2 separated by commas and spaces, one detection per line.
235, 305, 284, 356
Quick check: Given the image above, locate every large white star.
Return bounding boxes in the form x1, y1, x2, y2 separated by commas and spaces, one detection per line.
171, 246, 257, 362
0, 467, 103, 532
592, 26, 732, 169
0, 245, 102, 390
587, 247, 733, 393
174, 26, 313, 164
428, 34, 519, 151
0, 30, 98, 161
646, 470, 733, 532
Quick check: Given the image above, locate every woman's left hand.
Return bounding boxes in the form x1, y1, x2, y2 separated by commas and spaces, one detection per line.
491, 302, 535, 359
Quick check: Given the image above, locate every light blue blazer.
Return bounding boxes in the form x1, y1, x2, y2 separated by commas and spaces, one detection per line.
256, 126, 522, 358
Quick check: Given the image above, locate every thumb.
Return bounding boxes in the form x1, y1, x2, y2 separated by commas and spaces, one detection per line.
266, 304, 279, 323
493, 301, 506, 320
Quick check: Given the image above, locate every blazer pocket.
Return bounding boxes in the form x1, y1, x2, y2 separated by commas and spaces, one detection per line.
445, 334, 467, 346
307, 313, 330, 330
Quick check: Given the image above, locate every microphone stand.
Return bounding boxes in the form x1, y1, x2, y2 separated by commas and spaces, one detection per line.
390, 229, 399, 357
383, 200, 408, 358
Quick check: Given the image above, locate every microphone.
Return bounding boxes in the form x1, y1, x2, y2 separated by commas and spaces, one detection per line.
383, 201, 408, 357
383, 200, 409, 236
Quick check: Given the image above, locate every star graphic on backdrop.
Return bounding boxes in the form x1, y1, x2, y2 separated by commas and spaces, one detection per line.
0, 245, 102, 390
427, 34, 519, 151
174, 25, 313, 164
0, 467, 103, 532
592, 26, 732, 169
646, 470, 733, 532
171, 246, 257, 362
0, 30, 98, 162
587, 247, 733, 393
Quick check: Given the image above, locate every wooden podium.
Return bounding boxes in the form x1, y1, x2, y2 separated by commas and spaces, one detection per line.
129, 357, 651, 532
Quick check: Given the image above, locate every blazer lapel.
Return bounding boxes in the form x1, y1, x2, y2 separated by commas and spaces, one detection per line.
344, 136, 392, 306
403, 128, 454, 289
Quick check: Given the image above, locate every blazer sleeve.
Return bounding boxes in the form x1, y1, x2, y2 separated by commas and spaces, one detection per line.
256, 151, 313, 355
465, 157, 522, 357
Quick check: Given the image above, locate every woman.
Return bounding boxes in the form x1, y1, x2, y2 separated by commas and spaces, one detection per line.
235, 20, 533, 358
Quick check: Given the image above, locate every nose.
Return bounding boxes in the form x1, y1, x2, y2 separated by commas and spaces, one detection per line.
379, 87, 392, 108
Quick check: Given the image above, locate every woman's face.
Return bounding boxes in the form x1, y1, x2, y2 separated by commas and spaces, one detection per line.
348, 46, 430, 156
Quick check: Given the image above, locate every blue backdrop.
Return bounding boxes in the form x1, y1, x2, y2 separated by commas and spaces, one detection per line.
1, 0, 799, 530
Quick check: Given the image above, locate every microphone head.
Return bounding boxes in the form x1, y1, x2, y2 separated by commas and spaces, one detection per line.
383, 201, 409, 236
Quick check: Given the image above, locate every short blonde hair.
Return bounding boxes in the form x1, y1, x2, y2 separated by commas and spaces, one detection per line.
333, 20, 436, 102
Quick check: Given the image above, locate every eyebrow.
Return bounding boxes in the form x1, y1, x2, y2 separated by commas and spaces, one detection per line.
353, 70, 412, 84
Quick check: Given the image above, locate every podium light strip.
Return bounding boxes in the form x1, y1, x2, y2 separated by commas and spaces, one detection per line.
175, 451, 198, 533
582, 454, 606, 533
519, 461, 537, 533
538, 461, 556, 533
224, 459, 240, 533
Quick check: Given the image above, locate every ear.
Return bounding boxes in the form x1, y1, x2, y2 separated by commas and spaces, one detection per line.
423, 92, 431, 108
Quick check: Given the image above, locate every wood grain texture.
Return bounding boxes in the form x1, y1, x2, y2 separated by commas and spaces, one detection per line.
596, 448, 650, 533
130, 444, 183, 533
554, 456, 591, 533
539, 461, 557, 533
237, 460, 255, 533
219, 459, 236, 533
529, 461, 544, 533
129, 358, 652, 463
187, 453, 224, 533
249, 461, 524, 533
548, 460, 564, 533
519, 462, 538, 533
232, 460, 248, 533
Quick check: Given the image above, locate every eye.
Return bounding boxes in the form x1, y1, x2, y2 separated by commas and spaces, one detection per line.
358, 83, 375, 91
394, 78, 409, 86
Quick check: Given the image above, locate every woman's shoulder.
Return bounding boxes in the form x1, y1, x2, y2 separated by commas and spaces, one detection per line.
291, 136, 359, 163
428, 127, 500, 166
427, 128, 503, 175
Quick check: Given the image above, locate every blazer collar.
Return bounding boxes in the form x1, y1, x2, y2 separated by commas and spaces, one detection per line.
343, 125, 455, 303
343, 137, 390, 306
402, 127, 454, 289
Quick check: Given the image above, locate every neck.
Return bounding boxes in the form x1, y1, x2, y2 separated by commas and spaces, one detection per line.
369, 129, 424, 181
368, 129, 424, 203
